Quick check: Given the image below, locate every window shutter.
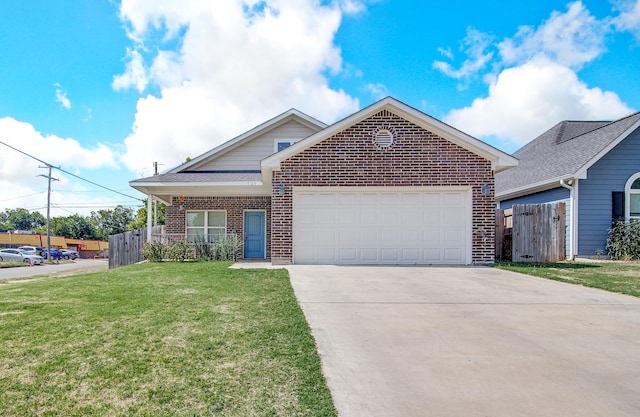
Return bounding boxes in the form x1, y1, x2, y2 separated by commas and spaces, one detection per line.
612, 191, 625, 223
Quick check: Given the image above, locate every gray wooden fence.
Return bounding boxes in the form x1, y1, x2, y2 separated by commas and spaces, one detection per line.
108, 226, 164, 269
496, 202, 565, 263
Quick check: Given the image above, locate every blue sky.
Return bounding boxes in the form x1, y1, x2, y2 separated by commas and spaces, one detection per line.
1, 0, 639, 217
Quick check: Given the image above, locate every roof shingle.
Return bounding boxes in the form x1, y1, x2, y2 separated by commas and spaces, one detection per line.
496, 112, 640, 196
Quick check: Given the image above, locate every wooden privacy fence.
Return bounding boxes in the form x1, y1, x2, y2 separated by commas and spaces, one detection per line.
496, 202, 566, 263
108, 226, 164, 269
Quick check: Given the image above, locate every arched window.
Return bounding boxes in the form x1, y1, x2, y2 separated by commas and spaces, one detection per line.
625, 173, 640, 221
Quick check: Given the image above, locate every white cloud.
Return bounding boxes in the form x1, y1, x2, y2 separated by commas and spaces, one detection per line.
53, 83, 71, 110
612, 0, 640, 39
443, 57, 633, 146
115, 0, 360, 173
499, 1, 608, 69
0, 118, 123, 216
435, 1, 633, 148
433, 27, 495, 86
365, 83, 389, 100
112, 48, 149, 93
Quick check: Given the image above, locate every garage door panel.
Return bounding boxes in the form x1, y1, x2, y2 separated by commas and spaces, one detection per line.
361, 229, 378, 242
444, 248, 464, 263
316, 193, 337, 205
317, 211, 335, 225
402, 229, 420, 242
339, 193, 357, 204
423, 193, 442, 205
381, 248, 399, 262
360, 193, 378, 205
444, 208, 465, 224
424, 248, 443, 262
338, 248, 358, 262
402, 248, 420, 262
294, 188, 470, 265
339, 210, 357, 225
381, 229, 399, 242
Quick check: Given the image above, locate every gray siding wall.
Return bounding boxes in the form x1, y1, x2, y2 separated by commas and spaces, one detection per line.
500, 187, 571, 256
578, 127, 640, 256
192, 120, 317, 171
499, 187, 569, 209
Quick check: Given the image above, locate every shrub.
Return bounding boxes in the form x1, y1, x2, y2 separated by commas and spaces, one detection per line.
606, 220, 640, 260
166, 239, 193, 262
192, 235, 213, 260
212, 234, 242, 261
192, 234, 241, 261
141, 241, 165, 262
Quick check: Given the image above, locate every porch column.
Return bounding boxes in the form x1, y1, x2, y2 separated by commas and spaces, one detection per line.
146, 195, 153, 242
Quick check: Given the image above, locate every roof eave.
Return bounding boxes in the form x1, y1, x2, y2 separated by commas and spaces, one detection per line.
129, 182, 270, 204
495, 176, 577, 201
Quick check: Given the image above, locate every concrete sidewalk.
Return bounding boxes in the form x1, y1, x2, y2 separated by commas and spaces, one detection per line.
288, 265, 640, 417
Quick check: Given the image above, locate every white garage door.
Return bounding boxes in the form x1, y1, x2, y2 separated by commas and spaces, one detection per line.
293, 187, 471, 265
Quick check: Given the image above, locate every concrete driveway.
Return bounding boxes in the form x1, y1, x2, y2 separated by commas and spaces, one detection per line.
287, 265, 640, 417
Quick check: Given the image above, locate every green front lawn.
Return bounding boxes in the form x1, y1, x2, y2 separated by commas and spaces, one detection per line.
495, 261, 640, 297
0, 262, 337, 416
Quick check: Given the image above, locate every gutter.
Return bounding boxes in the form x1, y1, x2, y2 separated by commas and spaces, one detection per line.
559, 179, 578, 260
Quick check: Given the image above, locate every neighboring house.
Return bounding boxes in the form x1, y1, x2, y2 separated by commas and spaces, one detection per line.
495, 112, 640, 259
130, 97, 517, 265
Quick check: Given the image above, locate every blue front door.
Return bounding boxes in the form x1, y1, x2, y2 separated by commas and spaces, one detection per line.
244, 211, 265, 258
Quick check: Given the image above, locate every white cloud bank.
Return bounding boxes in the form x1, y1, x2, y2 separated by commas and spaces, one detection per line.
435, 0, 637, 148
115, 0, 362, 174
0, 117, 119, 216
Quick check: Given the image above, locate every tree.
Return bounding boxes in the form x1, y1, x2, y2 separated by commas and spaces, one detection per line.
50, 214, 100, 240
0, 208, 46, 231
90, 205, 135, 239
127, 199, 166, 231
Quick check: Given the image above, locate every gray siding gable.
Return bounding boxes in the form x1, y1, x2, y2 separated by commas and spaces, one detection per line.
190, 120, 318, 171
499, 187, 569, 209
578, 126, 640, 255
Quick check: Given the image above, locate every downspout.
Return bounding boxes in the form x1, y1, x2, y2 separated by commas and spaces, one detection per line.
146, 195, 153, 242
559, 179, 578, 260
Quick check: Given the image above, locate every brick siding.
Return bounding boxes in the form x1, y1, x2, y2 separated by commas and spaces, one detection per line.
165, 196, 271, 259
271, 110, 495, 264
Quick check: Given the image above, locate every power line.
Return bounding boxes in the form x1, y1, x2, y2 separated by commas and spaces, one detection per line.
0, 141, 143, 202
0, 192, 44, 202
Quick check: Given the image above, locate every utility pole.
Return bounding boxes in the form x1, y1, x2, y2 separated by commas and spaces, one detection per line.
39, 165, 58, 260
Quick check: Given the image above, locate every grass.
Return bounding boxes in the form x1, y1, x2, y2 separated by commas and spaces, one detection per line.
0, 261, 28, 269
0, 262, 337, 416
495, 261, 640, 297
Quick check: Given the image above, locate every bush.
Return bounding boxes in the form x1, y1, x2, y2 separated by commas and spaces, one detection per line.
166, 240, 193, 262
606, 220, 640, 260
141, 241, 165, 262
211, 234, 242, 261
192, 234, 241, 261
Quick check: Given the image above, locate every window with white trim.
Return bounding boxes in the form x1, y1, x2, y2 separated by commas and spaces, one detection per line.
186, 210, 226, 243
274, 140, 294, 152
625, 173, 640, 221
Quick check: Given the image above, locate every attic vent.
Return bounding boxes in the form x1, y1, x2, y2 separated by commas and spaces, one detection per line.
374, 129, 394, 148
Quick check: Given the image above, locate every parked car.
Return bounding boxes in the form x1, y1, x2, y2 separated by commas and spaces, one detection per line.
59, 249, 78, 260
0, 248, 44, 265
43, 248, 61, 260
18, 246, 45, 257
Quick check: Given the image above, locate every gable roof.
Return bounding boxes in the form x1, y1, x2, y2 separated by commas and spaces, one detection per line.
169, 108, 327, 173
261, 97, 518, 185
495, 112, 640, 200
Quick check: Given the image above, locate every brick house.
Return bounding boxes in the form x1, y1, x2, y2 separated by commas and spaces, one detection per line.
130, 97, 517, 265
